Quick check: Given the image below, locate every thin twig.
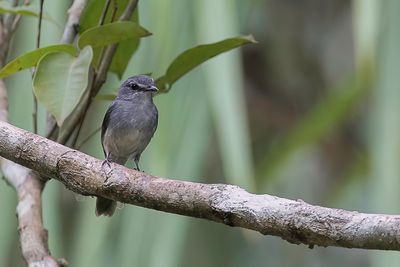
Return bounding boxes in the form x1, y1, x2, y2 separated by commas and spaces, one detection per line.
36, 0, 44, 50
110, 0, 118, 22
45, 120, 57, 139
119, 0, 138, 20
3, 0, 17, 26
10, 0, 30, 34
32, 0, 44, 134
10, 15, 21, 33
96, 0, 118, 75
32, 97, 38, 133
0, 0, 19, 66
98, 0, 111, 26
71, 110, 85, 147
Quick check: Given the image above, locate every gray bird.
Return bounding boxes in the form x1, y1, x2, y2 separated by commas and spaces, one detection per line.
97, 75, 158, 216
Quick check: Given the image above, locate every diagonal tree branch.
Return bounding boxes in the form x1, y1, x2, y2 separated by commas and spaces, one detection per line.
0, 121, 400, 251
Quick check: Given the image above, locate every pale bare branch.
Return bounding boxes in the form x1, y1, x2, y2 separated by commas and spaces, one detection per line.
0, 120, 400, 251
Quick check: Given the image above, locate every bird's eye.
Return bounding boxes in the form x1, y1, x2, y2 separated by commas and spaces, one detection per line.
130, 83, 138, 89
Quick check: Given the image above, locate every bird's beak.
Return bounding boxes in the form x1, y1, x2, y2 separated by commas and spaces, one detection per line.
147, 85, 158, 92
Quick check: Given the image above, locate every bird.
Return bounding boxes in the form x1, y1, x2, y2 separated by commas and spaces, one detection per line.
97, 75, 158, 216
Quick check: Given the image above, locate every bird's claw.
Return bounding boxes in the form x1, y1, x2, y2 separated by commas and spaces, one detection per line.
102, 159, 111, 169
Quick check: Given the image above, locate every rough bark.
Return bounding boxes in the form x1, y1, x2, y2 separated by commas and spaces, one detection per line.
0, 121, 400, 251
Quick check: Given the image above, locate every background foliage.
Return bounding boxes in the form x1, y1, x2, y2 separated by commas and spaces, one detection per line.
0, 0, 398, 266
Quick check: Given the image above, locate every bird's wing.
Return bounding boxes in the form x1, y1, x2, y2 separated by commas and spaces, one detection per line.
152, 106, 159, 136
101, 101, 117, 157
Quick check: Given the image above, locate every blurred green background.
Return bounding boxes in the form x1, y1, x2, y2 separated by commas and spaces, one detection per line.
1, 0, 399, 266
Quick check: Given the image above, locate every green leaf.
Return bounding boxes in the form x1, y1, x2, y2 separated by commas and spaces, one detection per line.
80, 0, 144, 78
79, 0, 122, 32
78, 21, 151, 49
33, 46, 93, 126
0, 44, 78, 79
109, 11, 140, 79
156, 35, 257, 93
109, 37, 140, 79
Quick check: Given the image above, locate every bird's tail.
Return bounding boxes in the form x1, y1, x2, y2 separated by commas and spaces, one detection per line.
96, 156, 127, 216
95, 197, 117, 217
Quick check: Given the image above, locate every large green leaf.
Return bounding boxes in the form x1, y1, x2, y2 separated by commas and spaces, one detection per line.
0, 44, 77, 79
109, 11, 141, 79
79, 0, 143, 78
80, 0, 126, 32
33, 46, 93, 126
78, 21, 151, 49
156, 35, 257, 93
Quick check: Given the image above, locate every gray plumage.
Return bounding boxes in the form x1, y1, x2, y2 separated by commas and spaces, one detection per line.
96, 75, 158, 216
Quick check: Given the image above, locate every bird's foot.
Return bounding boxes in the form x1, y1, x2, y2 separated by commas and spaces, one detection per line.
133, 167, 143, 172
102, 159, 112, 169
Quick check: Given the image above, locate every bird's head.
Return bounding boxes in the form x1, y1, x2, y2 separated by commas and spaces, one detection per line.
118, 75, 158, 99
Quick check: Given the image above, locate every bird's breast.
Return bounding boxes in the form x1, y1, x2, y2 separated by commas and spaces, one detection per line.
103, 99, 158, 159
